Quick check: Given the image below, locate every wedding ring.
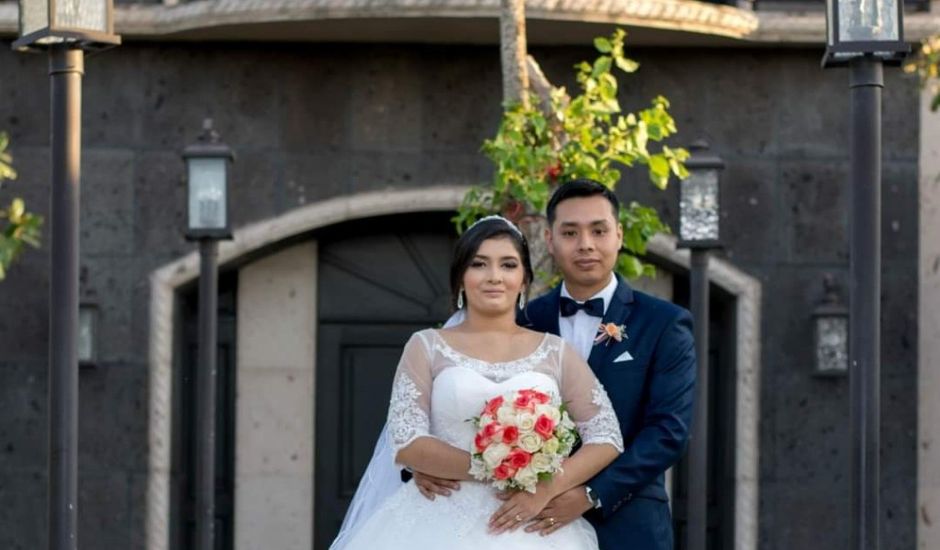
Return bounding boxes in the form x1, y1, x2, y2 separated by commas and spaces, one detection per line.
514, 514, 523, 522
548, 517, 556, 526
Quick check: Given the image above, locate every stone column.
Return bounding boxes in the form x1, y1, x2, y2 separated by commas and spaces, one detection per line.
918, 84, 940, 550
235, 242, 317, 550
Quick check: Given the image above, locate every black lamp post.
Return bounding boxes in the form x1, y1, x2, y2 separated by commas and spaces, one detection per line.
823, 2, 907, 548
183, 119, 233, 550
823, 0, 907, 66
677, 140, 723, 550
12, 2, 119, 549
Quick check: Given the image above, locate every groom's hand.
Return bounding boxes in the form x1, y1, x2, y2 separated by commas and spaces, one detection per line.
523, 485, 593, 536
412, 471, 461, 501
489, 490, 552, 534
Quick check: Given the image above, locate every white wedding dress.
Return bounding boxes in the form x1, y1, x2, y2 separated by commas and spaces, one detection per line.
332, 329, 624, 550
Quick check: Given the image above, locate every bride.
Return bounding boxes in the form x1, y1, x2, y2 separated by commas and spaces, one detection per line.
331, 216, 624, 550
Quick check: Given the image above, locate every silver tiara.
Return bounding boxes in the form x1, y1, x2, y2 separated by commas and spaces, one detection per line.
467, 215, 524, 238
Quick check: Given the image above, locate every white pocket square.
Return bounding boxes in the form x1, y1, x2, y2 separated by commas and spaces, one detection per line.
613, 350, 634, 363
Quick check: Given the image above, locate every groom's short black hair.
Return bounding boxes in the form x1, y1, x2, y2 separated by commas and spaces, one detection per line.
546, 179, 620, 226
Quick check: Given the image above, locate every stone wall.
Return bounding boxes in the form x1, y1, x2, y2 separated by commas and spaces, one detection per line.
0, 41, 918, 549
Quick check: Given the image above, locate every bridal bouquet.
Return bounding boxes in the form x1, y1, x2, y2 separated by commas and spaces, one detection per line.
467, 388, 579, 493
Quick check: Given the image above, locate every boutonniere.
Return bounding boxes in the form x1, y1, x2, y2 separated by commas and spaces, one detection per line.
594, 323, 627, 346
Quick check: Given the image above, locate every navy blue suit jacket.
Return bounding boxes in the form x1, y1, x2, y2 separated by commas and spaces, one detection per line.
522, 275, 696, 549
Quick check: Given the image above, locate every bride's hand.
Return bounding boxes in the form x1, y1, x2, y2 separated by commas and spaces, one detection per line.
413, 471, 461, 500
488, 489, 552, 534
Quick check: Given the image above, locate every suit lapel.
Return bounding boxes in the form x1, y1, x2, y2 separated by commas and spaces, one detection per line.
587, 275, 635, 370
522, 284, 561, 335
542, 285, 561, 336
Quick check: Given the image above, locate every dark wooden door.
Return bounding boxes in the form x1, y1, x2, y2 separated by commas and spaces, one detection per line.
313, 213, 456, 549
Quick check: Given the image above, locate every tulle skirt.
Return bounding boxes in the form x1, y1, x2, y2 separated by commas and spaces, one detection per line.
337, 480, 599, 550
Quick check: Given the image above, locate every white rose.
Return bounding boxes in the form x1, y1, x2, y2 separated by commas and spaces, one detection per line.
560, 412, 576, 430
468, 457, 488, 480
479, 414, 494, 426
515, 466, 538, 491
497, 406, 516, 425
517, 413, 537, 432
530, 452, 553, 473
482, 442, 511, 468
535, 404, 561, 423
519, 433, 543, 453
558, 436, 574, 456
542, 437, 560, 455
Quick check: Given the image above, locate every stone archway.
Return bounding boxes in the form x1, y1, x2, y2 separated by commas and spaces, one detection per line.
145, 186, 761, 550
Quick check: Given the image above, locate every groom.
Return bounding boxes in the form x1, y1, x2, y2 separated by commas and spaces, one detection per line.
415, 179, 697, 549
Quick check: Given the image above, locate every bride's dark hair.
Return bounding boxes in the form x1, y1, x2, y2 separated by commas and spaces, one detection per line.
449, 218, 534, 310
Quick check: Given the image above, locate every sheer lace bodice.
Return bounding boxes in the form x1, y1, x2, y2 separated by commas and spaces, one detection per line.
334, 329, 622, 550
387, 329, 623, 461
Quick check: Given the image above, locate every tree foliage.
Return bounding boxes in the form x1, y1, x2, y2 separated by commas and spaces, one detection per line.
455, 29, 686, 283
0, 132, 43, 281
905, 35, 940, 111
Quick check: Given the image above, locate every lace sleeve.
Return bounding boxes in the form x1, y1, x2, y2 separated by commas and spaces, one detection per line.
386, 332, 436, 461
559, 341, 624, 453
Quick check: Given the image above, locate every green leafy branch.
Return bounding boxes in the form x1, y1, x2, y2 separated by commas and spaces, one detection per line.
905, 35, 940, 111
455, 29, 687, 282
0, 132, 43, 281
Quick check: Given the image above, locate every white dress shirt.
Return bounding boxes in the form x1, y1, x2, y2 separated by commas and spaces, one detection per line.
559, 274, 618, 361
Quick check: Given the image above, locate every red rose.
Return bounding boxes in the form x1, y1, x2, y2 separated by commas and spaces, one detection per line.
507, 449, 532, 470
474, 433, 491, 453
483, 396, 504, 417
482, 421, 502, 439
494, 463, 515, 480
502, 425, 519, 445
534, 415, 555, 440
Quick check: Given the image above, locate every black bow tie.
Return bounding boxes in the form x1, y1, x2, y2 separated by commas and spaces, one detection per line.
560, 297, 605, 318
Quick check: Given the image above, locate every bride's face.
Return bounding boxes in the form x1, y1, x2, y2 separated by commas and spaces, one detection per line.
462, 237, 526, 315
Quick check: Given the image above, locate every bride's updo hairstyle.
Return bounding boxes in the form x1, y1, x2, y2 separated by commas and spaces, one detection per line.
449, 216, 534, 310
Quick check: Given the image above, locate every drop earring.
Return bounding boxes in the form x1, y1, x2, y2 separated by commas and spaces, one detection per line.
518, 290, 526, 310
457, 289, 464, 309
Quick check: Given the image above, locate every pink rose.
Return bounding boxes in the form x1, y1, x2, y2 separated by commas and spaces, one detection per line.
530, 391, 550, 405
507, 449, 532, 470
501, 425, 519, 445
534, 415, 555, 440
474, 433, 491, 453
514, 394, 536, 411
482, 421, 502, 439
494, 463, 515, 480
483, 396, 504, 417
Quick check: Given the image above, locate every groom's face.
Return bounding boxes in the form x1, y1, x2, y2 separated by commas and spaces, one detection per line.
545, 195, 622, 295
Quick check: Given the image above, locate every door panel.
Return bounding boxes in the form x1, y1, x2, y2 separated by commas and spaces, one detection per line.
313, 213, 455, 549
314, 324, 423, 548
341, 344, 403, 493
